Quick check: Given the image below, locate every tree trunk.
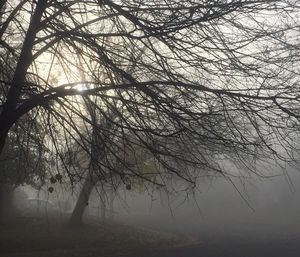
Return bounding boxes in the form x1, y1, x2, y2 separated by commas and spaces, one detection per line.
0, 1, 6, 25
108, 190, 114, 219
69, 173, 96, 225
100, 194, 106, 220
0, 183, 15, 223
0, 0, 47, 155
69, 99, 117, 225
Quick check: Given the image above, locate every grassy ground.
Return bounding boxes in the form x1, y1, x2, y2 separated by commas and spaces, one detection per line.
0, 215, 181, 257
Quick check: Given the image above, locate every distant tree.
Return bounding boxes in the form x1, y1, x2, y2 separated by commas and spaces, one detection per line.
0, 113, 48, 221
1, 0, 300, 224
0, 119, 47, 187
0, 124, 46, 214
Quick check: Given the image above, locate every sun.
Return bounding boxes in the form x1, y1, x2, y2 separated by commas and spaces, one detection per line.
74, 84, 86, 92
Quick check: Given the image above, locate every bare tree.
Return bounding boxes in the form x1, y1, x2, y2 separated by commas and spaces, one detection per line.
1, 0, 300, 223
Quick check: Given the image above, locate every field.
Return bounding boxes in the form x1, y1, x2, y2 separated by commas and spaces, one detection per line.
2, 214, 300, 257
0, 216, 181, 257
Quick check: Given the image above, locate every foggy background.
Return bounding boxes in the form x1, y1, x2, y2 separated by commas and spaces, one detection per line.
17, 165, 300, 240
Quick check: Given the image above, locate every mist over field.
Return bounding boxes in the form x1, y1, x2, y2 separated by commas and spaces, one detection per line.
115, 169, 300, 237
5, 167, 299, 257
18, 164, 300, 234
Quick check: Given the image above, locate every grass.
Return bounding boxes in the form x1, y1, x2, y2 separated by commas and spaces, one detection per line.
0, 215, 181, 257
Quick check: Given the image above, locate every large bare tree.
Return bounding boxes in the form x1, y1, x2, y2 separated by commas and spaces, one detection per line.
1, 0, 300, 223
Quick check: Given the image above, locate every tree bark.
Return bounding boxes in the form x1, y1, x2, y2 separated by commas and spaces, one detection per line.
100, 192, 106, 220
0, 1, 6, 24
0, 0, 47, 155
69, 100, 117, 225
0, 183, 15, 223
69, 172, 96, 225
108, 190, 114, 219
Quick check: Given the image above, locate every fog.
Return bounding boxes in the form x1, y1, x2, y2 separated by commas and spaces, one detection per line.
112, 170, 300, 239
3, 166, 300, 257
16, 166, 300, 238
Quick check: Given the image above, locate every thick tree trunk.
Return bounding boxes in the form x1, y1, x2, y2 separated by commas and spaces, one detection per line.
69, 172, 96, 225
0, 1, 7, 25
0, 0, 47, 155
0, 184, 15, 223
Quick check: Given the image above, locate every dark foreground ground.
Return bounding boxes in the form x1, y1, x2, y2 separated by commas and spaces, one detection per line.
0, 216, 179, 257
1, 216, 300, 257
142, 235, 300, 257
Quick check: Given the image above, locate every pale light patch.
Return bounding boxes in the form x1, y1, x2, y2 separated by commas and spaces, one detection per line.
74, 84, 86, 92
